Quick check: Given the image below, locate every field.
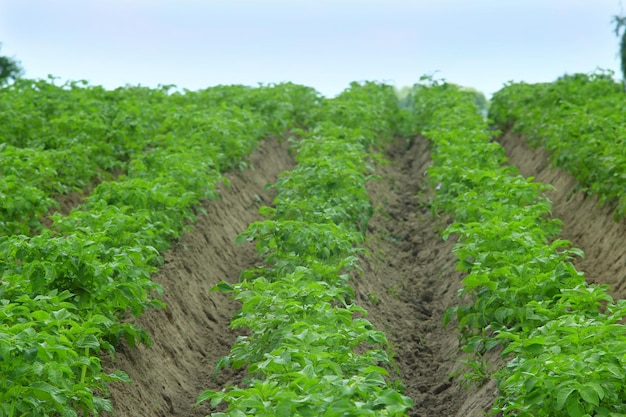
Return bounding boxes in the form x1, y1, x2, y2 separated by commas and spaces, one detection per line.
2, 75, 626, 417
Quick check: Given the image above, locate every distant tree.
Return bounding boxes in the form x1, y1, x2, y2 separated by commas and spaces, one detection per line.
0, 43, 23, 86
395, 82, 489, 116
459, 86, 489, 116
394, 85, 413, 105
613, 16, 626, 81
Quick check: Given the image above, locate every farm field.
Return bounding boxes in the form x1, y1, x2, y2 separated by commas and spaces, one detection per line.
499, 133, 626, 299
103, 132, 495, 417
2, 76, 626, 416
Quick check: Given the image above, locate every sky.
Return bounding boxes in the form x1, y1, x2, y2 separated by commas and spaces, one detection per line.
0, 0, 624, 97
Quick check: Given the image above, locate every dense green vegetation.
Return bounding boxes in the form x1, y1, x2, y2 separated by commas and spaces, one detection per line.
0, 80, 319, 416
3, 69, 625, 417
416, 80, 626, 417
489, 71, 626, 220
0, 79, 318, 235
198, 82, 413, 416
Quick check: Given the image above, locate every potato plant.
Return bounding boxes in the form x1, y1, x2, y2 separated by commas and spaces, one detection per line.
0, 80, 321, 235
414, 80, 626, 416
198, 82, 414, 416
489, 71, 626, 220
0, 82, 319, 416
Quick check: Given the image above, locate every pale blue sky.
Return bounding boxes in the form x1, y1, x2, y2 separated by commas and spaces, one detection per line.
0, 0, 623, 97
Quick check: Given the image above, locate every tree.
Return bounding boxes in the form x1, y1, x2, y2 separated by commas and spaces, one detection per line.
459, 86, 489, 117
0, 43, 23, 86
613, 16, 626, 81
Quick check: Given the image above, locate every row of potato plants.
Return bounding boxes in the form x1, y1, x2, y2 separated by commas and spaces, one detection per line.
0, 79, 156, 236
488, 70, 626, 220
411, 80, 626, 416
0, 79, 320, 236
197, 82, 414, 416
0, 82, 320, 416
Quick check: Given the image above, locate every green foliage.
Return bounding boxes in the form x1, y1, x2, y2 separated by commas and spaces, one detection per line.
323, 81, 404, 142
0, 80, 320, 415
462, 87, 489, 112
496, 309, 626, 417
489, 71, 626, 220
198, 82, 413, 417
414, 81, 626, 416
0, 290, 129, 417
399, 78, 489, 121
0, 79, 321, 235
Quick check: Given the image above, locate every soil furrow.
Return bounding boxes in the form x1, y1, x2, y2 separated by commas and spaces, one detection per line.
354, 137, 498, 417
104, 137, 294, 417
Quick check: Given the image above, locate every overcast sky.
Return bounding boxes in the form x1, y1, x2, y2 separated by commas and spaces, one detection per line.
0, 0, 623, 97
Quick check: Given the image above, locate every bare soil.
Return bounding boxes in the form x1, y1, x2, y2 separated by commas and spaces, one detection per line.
354, 137, 499, 417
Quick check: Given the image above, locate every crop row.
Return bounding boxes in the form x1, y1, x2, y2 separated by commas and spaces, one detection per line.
197, 82, 413, 417
1, 79, 156, 235
412, 80, 626, 416
489, 71, 626, 220
0, 82, 319, 416
0, 80, 320, 235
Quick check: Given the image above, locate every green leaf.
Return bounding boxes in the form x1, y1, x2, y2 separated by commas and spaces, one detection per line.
462, 273, 496, 291
442, 306, 457, 328
275, 398, 294, 417
605, 363, 625, 379
76, 334, 100, 350
583, 381, 605, 402
273, 350, 292, 366
578, 384, 599, 407
31, 310, 50, 321
374, 389, 406, 406
109, 371, 131, 384
211, 281, 234, 294
323, 399, 354, 417
362, 365, 389, 377
295, 364, 316, 380
566, 395, 585, 417
196, 389, 221, 407
30, 381, 67, 405
93, 396, 113, 413
556, 385, 576, 410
